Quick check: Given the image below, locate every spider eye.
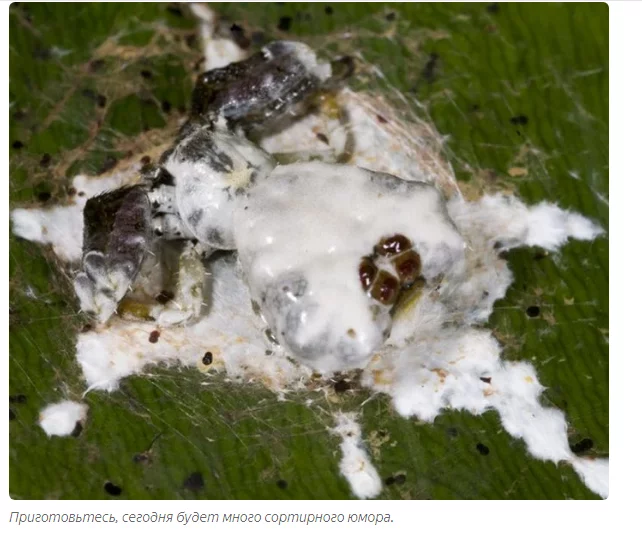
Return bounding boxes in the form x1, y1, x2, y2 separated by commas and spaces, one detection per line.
359, 257, 377, 290
394, 250, 422, 286
359, 236, 422, 305
370, 271, 400, 305
375, 234, 411, 256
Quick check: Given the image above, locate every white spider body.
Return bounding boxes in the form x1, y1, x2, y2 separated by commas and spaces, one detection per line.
73, 39, 465, 371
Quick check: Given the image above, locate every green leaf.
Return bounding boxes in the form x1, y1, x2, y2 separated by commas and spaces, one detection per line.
10, 2, 607, 499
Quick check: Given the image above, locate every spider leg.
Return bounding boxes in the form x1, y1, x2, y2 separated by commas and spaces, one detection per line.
152, 214, 195, 241
149, 241, 206, 326
148, 183, 177, 213
146, 172, 195, 241
142, 179, 209, 325
192, 41, 342, 130
74, 185, 152, 323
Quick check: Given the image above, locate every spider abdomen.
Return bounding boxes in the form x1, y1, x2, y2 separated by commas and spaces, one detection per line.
234, 161, 466, 371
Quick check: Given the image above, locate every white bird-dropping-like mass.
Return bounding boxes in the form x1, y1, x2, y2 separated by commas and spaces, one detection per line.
332, 413, 382, 499
39, 401, 88, 437
189, 2, 247, 70
10, 7, 608, 499
10, 168, 138, 262
235, 161, 465, 372
77, 256, 312, 393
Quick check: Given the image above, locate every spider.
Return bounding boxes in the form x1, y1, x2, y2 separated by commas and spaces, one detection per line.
74, 41, 465, 372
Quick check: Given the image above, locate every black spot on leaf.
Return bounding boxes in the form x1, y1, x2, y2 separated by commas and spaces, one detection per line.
166, 4, 183, 17
510, 115, 529, 126
71, 421, 83, 438
104, 482, 122, 496
183, 472, 204, 491
571, 438, 594, 454
385, 473, 406, 486
185, 33, 198, 49
230, 23, 250, 49
278, 16, 292, 31
422, 53, 440, 83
